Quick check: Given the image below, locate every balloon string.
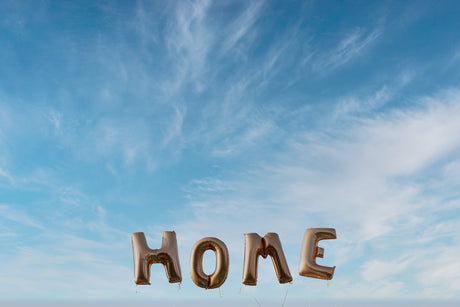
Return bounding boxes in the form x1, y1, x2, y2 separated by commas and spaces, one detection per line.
252, 296, 261, 307
219, 286, 223, 298
244, 288, 261, 307
281, 285, 289, 307
177, 282, 181, 292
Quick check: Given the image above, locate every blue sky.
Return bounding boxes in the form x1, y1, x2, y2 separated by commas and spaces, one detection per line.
1, 0, 460, 306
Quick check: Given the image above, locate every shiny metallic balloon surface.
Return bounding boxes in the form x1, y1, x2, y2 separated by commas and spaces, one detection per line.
190, 237, 229, 289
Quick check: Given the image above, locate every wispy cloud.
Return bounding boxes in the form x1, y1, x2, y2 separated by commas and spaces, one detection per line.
164, 0, 213, 93
334, 70, 415, 117
313, 27, 383, 73
361, 257, 412, 282
220, 1, 265, 55
0, 204, 44, 230
0, 168, 14, 184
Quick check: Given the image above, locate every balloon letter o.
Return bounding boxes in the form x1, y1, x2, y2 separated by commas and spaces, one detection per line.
190, 237, 229, 289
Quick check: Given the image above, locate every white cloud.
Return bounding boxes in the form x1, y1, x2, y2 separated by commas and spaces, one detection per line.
161, 104, 186, 149
314, 27, 382, 73
361, 258, 411, 282
46, 110, 62, 132
334, 70, 415, 117
442, 159, 460, 183
164, 0, 214, 93
416, 249, 460, 296
0, 242, 134, 300
0, 168, 13, 183
0, 204, 44, 230
220, 1, 265, 55
175, 88, 460, 299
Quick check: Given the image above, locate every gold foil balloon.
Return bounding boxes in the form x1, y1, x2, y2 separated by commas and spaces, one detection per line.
131, 231, 182, 285
190, 237, 229, 289
242, 233, 293, 285
298, 228, 336, 280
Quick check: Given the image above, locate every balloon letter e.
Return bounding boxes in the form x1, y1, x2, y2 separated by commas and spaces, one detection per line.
131, 231, 182, 285
298, 228, 336, 280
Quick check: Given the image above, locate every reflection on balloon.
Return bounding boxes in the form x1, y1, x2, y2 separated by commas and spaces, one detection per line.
242, 232, 293, 285
298, 228, 336, 280
131, 231, 182, 285
190, 237, 229, 289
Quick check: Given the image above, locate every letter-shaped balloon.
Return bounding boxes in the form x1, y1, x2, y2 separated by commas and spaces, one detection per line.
242, 233, 293, 285
190, 237, 229, 289
131, 231, 182, 285
298, 228, 336, 280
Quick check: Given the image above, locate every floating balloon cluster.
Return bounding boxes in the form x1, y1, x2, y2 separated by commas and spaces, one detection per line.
132, 228, 336, 289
